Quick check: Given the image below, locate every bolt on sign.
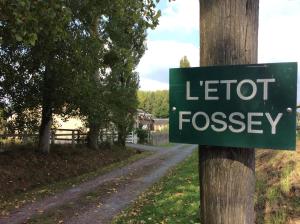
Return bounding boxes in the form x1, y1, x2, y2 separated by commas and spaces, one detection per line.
169, 62, 298, 150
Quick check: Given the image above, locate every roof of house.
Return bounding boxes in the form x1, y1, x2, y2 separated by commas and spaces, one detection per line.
153, 118, 169, 125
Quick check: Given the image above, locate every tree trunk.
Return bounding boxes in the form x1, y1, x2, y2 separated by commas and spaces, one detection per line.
117, 126, 127, 148
38, 69, 53, 154
38, 100, 53, 154
199, 0, 259, 223
87, 123, 100, 149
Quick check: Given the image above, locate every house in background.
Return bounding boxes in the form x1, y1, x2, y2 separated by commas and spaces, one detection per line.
153, 118, 169, 132
135, 109, 154, 131
54, 116, 86, 131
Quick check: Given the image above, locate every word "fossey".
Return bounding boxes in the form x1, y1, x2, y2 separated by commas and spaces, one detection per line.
179, 111, 283, 134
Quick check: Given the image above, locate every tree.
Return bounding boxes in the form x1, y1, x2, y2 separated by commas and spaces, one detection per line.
104, 0, 159, 147
152, 90, 169, 118
0, 1, 109, 153
1, 1, 73, 153
199, 0, 258, 223
179, 55, 190, 68
74, 0, 160, 149
1, 0, 160, 152
137, 90, 169, 118
138, 90, 169, 118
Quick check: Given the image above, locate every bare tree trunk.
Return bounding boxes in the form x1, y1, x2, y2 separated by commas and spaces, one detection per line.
117, 125, 127, 148
199, 0, 259, 223
87, 123, 100, 150
38, 99, 53, 154
38, 69, 53, 154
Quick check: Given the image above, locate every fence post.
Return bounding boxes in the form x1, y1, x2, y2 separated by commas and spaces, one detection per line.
51, 130, 55, 145
23, 131, 29, 144
72, 130, 75, 148
77, 130, 80, 144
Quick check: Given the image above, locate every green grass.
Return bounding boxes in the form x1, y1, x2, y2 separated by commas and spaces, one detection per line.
255, 150, 299, 224
115, 149, 300, 224
113, 150, 200, 224
279, 163, 293, 194
157, 142, 175, 148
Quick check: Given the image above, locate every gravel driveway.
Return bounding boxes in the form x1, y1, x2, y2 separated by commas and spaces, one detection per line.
0, 144, 195, 224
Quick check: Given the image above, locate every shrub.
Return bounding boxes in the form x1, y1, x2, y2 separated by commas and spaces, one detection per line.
135, 128, 148, 144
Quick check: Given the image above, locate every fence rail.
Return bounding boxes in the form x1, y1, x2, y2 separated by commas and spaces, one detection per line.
0, 129, 136, 149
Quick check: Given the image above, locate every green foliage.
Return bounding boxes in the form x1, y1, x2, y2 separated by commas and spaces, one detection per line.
0, 107, 5, 134
179, 55, 190, 68
0, 0, 99, 133
136, 128, 149, 144
0, 0, 160, 150
138, 90, 169, 118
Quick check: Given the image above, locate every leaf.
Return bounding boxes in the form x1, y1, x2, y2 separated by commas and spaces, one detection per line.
28, 33, 38, 46
15, 34, 23, 42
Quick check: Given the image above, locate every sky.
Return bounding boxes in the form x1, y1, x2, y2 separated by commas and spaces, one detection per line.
137, 0, 300, 97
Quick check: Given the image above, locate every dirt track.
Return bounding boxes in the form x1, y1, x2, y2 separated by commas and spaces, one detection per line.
0, 144, 195, 224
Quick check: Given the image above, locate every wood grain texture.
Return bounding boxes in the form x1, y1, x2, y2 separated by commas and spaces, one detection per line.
199, 0, 259, 223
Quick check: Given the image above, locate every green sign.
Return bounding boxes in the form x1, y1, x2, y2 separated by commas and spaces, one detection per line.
169, 62, 298, 150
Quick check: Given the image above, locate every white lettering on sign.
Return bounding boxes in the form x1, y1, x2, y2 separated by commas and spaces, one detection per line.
220, 80, 237, 100
178, 111, 283, 135
248, 112, 263, 134
186, 81, 199, 100
228, 112, 246, 133
257, 79, 275, 100
211, 112, 227, 132
265, 113, 283, 134
179, 111, 191, 130
237, 79, 257, 100
205, 80, 219, 100
185, 78, 276, 101
178, 78, 283, 135
192, 112, 210, 131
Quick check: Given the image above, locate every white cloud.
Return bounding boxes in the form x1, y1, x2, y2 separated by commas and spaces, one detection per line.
156, 0, 199, 33
258, 0, 300, 64
139, 78, 169, 91
138, 0, 300, 94
137, 40, 199, 89
139, 40, 199, 75
259, 0, 300, 100
136, 0, 200, 91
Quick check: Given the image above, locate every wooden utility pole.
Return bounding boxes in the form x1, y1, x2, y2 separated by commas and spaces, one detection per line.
199, 0, 259, 223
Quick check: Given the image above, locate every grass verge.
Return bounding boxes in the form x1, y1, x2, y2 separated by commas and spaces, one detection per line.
0, 144, 151, 216
114, 148, 300, 224
113, 150, 200, 224
255, 149, 300, 224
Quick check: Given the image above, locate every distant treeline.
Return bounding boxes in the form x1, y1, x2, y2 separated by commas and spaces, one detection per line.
138, 90, 169, 118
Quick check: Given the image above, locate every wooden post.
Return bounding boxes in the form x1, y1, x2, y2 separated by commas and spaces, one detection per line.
22, 131, 29, 144
71, 130, 75, 148
51, 130, 55, 145
77, 130, 80, 144
199, 0, 258, 223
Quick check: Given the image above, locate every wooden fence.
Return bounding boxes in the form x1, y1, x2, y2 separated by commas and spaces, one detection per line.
0, 129, 137, 150
149, 132, 169, 146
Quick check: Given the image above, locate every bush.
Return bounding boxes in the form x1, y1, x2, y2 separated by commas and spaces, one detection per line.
135, 128, 148, 144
